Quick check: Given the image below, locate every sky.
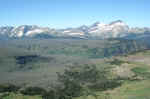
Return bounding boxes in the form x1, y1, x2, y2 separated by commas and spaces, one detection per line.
0, 0, 150, 28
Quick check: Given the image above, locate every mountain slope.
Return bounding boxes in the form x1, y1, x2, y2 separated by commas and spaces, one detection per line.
0, 20, 150, 39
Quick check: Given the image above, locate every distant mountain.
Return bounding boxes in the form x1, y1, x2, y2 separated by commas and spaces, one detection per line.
88, 20, 129, 38
0, 20, 150, 39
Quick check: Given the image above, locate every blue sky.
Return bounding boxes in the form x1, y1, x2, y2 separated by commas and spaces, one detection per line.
0, 0, 149, 28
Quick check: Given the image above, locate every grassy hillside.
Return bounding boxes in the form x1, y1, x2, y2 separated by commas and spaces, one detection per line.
74, 50, 150, 99
108, 50, 150, 99
0, 93, 42, 99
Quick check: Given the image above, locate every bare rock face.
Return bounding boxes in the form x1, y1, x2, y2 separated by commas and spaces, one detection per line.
112, 63, 135, 79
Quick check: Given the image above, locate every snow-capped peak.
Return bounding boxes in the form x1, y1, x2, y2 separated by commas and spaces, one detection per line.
88, 20, 129, 38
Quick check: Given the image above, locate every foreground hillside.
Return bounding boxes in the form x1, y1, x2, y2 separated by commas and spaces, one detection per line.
1, 49, 150, 99
75, 50, 150, 99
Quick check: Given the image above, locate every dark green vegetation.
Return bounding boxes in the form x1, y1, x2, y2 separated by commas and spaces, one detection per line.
0, 84, 20, 93
108, 59, 129, 65
53, 65, 121, 99
0, 64, 121, 99
20, 87, 47, 96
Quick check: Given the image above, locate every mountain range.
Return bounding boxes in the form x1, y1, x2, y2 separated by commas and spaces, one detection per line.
0, 20, 150, 39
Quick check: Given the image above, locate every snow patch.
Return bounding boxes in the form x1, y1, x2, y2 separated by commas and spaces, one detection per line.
25, 29, 45, 36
